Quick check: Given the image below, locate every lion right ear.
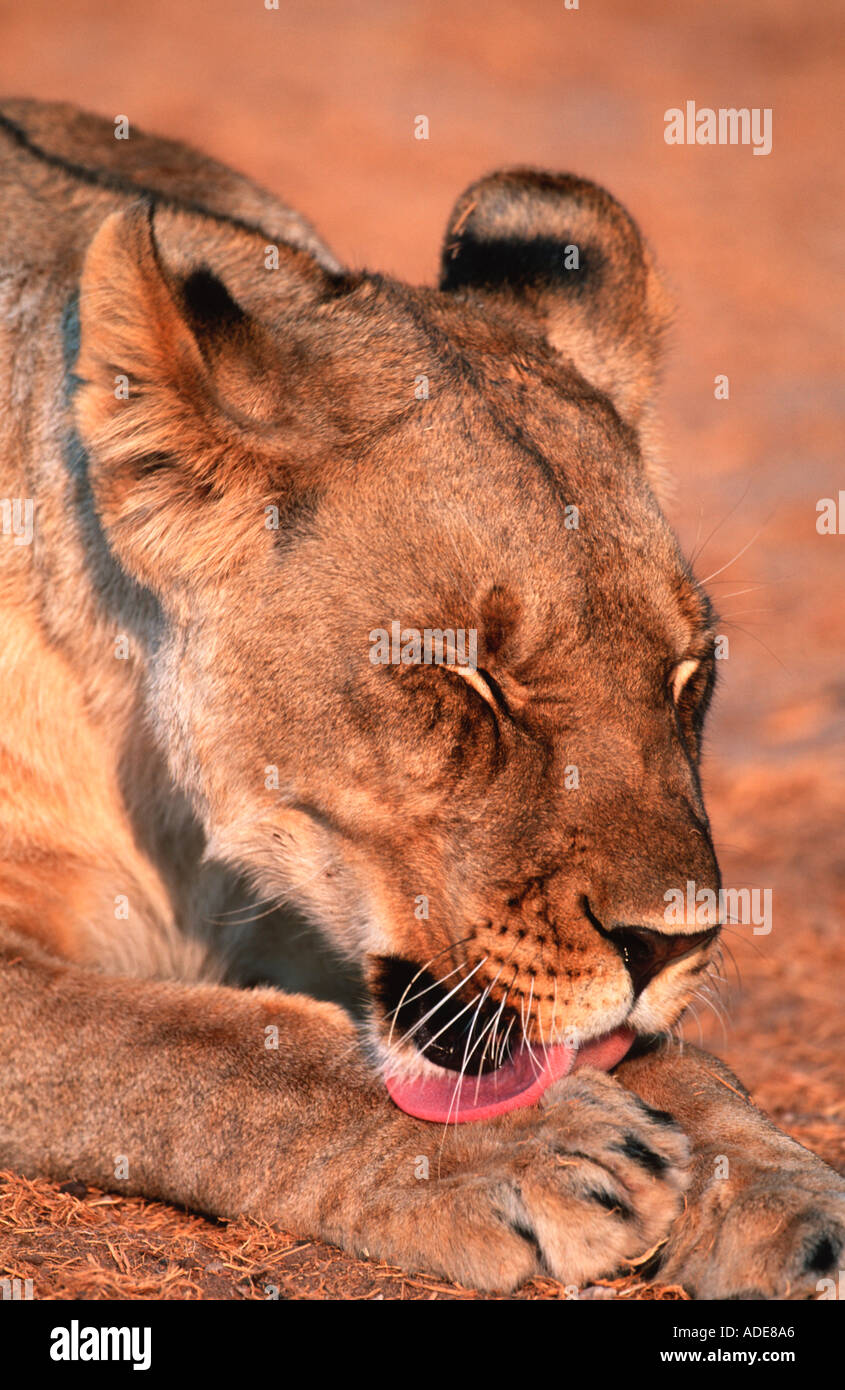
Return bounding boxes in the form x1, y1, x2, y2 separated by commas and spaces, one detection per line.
75, 201, 308, 598
439, 170, 670, 460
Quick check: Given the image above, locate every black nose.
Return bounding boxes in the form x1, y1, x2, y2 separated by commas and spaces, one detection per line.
611, 924, 719, 998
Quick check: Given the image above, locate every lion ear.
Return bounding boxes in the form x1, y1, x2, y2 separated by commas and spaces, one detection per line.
74, 201, 295, 597
440, 170, 670, 449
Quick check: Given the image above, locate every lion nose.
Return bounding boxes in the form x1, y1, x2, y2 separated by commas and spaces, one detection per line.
611, 924, 719, 997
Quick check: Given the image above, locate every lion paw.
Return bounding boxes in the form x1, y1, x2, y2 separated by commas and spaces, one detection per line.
353, 1069, 690, 1292
660, 1151, 845, 1300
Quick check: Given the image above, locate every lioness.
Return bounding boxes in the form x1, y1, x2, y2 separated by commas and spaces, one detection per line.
0, 99, 842, 1299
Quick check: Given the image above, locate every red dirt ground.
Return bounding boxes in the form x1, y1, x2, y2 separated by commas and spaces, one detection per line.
0, 0, 842, 1299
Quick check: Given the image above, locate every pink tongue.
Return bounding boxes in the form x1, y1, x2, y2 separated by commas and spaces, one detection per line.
385, 1027, 634, 1124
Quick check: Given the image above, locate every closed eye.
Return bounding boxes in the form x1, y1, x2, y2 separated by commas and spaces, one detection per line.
669, 650, 717, 757
447, 664, 509, 715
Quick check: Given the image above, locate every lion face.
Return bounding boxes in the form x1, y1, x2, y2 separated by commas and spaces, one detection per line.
76, 172, 721, 1120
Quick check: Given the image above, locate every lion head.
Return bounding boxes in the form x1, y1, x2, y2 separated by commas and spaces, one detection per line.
75, 169, 721, 1122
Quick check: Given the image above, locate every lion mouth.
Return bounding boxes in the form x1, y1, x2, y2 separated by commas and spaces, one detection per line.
384, 1027, 635, 1123
371, 955, 634, 1123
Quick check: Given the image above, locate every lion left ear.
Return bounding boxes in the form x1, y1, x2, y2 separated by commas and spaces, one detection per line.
74, 201, 312, 600
439, 169, 669, 450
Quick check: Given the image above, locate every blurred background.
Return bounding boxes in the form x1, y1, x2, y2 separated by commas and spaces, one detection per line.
1, 0, 842, 1295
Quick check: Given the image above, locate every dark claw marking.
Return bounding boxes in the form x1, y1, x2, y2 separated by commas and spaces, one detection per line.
615, 1133, 669, 1175
585, 1188, 633, 1221
638, 1102, 680, 1129
802, 1232, 840, 1275
508, 1218, 545, 1267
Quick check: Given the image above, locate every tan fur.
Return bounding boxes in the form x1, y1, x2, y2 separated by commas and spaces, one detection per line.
0, 100, 841, 1296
